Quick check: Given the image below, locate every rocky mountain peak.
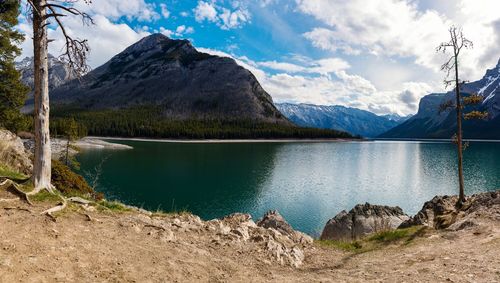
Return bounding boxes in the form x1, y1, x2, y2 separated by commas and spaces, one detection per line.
16, 53, 75, 102
121, 33, 196, 57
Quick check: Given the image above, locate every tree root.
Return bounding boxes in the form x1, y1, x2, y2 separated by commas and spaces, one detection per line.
3, 206, 33, 213
2, 178, 99, 221
41, 194, 67, 221
0, 179, 33, 205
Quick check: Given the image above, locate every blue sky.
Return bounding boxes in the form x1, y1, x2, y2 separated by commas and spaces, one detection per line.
17, 0, 500, 115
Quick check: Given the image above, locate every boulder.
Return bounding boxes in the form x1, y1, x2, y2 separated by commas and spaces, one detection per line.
320, 203, 409, 241
257, 210, 313, 245
0, 129, 32, 175
400, 191, 500, 230
256, 210, 295, 236
206, 211, 313, 267
399, 195, 459, 229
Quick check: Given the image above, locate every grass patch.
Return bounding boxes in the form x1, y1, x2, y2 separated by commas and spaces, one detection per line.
30, 190, 62, 202
369, 228, 414, 242
98, 200, 130, 212
317, 226, 427, 253
0, 165, 27, 180
152, 208, 191, 217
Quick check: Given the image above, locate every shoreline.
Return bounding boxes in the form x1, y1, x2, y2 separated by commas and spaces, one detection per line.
86, 136, 500, 144
86, 136, 362, 144
75, 137, 133, 150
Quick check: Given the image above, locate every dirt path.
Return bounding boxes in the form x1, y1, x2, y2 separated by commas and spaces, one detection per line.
0, 199, 499, 283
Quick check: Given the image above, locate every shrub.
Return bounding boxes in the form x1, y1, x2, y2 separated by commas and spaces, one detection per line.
51, 159, 102, 200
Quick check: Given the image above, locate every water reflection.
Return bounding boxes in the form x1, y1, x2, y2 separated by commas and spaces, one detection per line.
78, 140, 500, 236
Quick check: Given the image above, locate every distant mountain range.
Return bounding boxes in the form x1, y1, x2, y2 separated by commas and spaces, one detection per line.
380, 59, 500, 139
276, 103, 410, 137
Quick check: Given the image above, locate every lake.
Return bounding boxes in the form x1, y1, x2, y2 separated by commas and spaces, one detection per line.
77, 140, 500, 236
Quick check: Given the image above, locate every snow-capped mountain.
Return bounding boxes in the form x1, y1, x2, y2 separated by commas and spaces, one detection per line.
276, 103, 408, 137
380, 58, 500, 139
16, 54, 76, 95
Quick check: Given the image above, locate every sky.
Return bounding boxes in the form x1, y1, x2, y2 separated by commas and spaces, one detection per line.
16, 0, 500, 116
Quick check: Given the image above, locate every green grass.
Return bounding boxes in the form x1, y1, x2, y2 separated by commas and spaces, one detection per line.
317, 226, 427, 253
368, 226, 423, 242
0, 165, 27, 180
153, 209, 191, 217
97, 200, 130, 212
30, 190, 62, 202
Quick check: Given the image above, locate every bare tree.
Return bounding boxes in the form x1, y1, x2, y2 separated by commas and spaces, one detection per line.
436, 26, 487, 205
23, 0, 93, 193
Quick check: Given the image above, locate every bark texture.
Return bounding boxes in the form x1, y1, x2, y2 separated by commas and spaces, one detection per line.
32, 0, 53, 191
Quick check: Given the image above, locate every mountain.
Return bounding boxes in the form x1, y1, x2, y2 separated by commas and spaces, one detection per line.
45, 33, 287, 124
17, 54, 75, 113
380, 58, 500, 139
22, 34, 352, 139
276, 103, 408, 137
381, 113, 412, 123
16, 54, 75, 97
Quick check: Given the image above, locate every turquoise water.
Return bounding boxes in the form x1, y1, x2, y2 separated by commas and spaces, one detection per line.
77, 140, 500, 236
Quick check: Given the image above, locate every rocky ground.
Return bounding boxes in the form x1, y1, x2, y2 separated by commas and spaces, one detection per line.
0, 190, 499, 282
22, 137, 132, 160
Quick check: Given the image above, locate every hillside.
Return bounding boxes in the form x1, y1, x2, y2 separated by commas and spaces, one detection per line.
380, 59, 500, 139
277, 103, 409, 138
20, 34, 353, 139
47, 34, 287, 123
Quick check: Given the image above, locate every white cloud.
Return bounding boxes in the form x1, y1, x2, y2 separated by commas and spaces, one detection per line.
198, 47, 421, 115
159, 3, 170, 19
74, 0, 160, 22
176, 25, 187, 34
175, 25, 195, 35
18, 13, 149, 68
219, 7, 251, 30
296, 0, 500, 82
258, 58, 350, 75
194, 1, 219, 23
194, 1, 251, 30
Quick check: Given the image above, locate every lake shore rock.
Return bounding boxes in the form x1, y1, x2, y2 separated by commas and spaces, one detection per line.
0, 129, 33, 175
22, 137, 132, 159
399, 191, 500, 230
320, 203, 410, 241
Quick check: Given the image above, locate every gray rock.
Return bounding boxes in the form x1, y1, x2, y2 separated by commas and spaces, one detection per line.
399, 195, 459, 229
0, 129, 33, 175
257, 210, 295, 236
400, 191, 500, 230
320, 203, 409, 241
257, 210, 313, 245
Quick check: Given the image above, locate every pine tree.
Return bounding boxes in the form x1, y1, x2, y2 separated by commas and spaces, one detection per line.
0, 0, 29, 132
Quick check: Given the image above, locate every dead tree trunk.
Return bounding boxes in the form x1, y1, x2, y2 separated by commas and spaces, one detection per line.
32, 0, 53, 192
437, 26, 473, 206
453, 51, 465, 204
